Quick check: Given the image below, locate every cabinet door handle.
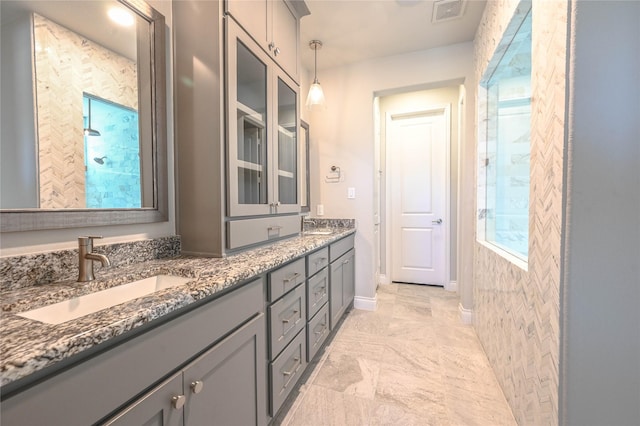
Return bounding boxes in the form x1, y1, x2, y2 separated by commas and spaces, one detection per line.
282, 356, 301, 376
190, 380, 204, 394
282, 309, 299, 324
283, 272, 300, 283
343, 259, 350, 265
274, 47, 280, 56
171, 395, 186, 410
268, 42, 275, 51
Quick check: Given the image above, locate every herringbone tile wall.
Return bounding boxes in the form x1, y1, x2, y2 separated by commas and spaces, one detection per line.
34, 14, 138, 208
473, 1, 568, 424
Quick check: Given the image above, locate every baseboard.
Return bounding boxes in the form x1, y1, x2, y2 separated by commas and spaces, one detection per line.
354, 295, 377, 311
445, 280, 457, 292
378, 274, 391, 285
458, 302, 473, 325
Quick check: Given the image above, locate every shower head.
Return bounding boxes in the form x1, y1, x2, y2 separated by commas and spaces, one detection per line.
93, 156, 107, 165
84, 98, 101, 136
84, 128, 101, 137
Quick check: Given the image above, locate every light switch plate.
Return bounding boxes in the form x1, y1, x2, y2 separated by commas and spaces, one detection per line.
317, 204, 324, 216
347, 187, 356, 199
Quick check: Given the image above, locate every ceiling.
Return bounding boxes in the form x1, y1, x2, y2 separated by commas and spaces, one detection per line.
300, 0, 487, 72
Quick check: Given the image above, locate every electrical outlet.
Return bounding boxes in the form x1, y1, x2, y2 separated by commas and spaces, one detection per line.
347, 187, 356, 199
317, 204, 324, 216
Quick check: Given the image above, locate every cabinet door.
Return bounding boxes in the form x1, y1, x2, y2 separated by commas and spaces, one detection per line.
329, 249, 356, 330
225, 0, 268, 48
342, 249, 355, 307
103, 373, 184, 426
183, 314, 267, 426
270, 0, 298, 80
329, 258, 345, 330
227, 21, 273, 216
273, 68, 299, 213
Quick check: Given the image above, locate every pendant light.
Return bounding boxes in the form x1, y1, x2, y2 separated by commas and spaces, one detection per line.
83, 98, 101, 137
306, 40, 326, 108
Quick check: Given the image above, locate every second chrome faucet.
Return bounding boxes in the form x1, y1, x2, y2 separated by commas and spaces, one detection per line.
78, 236, 111, 282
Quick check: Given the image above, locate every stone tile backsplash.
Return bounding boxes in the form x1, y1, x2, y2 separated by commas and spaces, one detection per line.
0, 236, 180, 291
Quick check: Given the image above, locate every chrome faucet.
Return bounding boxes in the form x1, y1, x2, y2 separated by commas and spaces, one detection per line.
302, 217, 317, 230
78, 236, 111, 282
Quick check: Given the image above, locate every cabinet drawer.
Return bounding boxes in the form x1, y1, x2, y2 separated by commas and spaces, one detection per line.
307, 303, 329, 362
269, 283, 306, 359
227, 215, 300, 250
329, 234, 355, 262
307, 247, 329, 277
268, 257, 305, 302
306, 268, 328, 320
270, 329, 307, 416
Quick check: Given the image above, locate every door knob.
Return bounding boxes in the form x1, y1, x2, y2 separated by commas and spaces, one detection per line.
432, 219, 443, 225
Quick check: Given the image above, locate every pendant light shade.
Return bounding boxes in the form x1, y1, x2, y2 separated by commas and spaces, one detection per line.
306, 40, 325, 108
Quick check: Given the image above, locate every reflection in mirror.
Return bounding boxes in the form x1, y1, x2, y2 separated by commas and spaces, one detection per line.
0, 0, 166, 231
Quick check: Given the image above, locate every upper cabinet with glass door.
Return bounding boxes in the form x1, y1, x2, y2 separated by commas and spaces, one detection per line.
225, 0, 309, 83
226, 19, 299, 217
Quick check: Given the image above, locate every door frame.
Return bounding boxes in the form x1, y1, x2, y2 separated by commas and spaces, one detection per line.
384, 104, 451, 289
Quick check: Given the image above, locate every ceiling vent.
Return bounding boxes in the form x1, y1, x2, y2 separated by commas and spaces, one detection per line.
432, 0, 467, 23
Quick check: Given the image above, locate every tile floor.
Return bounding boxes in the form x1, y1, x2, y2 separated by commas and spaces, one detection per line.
280, 283, 517, 426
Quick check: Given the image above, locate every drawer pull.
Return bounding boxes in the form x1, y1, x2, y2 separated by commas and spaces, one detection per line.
282, 356, 301, 376
171, 395, 186, 410
282, 309, 300, 324
314, 322, 327, 335
283, 272, 300, 283
268, 225, 283, 232
190, 380, 204, 394
314, 286, 326, 295
314, 257, 327, 265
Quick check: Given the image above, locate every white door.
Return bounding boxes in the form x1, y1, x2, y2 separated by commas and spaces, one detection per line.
389, 109, 448, 285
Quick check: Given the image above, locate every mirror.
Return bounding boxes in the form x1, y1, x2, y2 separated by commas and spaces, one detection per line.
0, 0, 167, 231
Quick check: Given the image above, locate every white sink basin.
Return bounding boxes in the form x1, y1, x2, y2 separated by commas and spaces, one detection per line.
17, 275, 192, 325
304, 228, 333, 235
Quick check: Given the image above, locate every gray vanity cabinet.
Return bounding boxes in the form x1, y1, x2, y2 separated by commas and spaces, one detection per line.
329, 236, 356, 330
106, 312, 267, 426
2, 279, 266, 426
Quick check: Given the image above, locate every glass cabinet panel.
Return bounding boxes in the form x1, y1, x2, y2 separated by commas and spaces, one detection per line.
236, 41, 268, 207
226, 19, 300, 218
276, 77, 297, 207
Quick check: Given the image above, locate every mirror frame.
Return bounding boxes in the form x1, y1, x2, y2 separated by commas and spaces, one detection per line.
300, 120, 310, 213
0, 0, 167, 232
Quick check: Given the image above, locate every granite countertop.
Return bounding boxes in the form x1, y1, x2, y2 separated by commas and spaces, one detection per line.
0, 228, 355, 390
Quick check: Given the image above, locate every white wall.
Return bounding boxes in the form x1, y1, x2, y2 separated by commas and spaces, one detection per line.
304, 42, 474, 307
0, 0, 176, 256
561, 1, 640, 423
